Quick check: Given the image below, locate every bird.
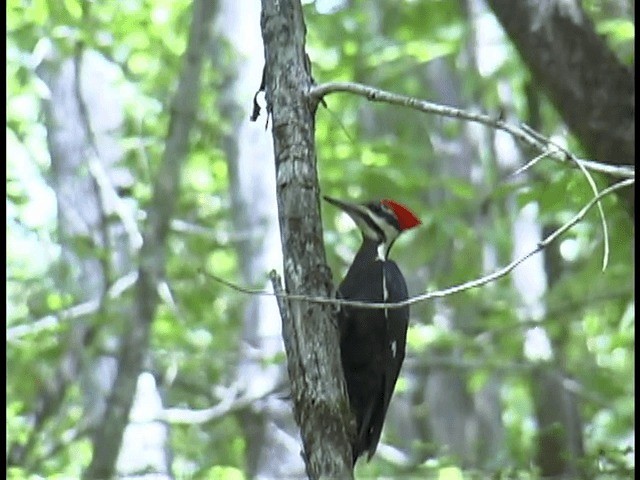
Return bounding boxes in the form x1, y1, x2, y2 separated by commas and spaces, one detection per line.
323, 195, 421, 466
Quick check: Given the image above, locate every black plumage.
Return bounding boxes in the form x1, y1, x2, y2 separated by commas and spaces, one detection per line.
324, 196, 420, 465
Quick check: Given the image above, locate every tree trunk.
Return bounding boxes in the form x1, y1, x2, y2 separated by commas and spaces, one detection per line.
532, 369, 585, 478
259, 0, 353, 477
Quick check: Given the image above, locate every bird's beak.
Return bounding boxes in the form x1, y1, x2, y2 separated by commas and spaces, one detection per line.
322, 195, 370, 222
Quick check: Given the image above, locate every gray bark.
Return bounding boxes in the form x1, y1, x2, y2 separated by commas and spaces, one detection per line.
8, 49, 120, 471
43, 48, 171, 480
259, 0, 354, 477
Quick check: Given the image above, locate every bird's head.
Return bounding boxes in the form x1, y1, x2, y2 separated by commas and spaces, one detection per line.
323, 195, 421, 259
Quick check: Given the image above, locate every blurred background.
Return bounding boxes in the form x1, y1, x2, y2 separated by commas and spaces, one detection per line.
7, 0, 634, 478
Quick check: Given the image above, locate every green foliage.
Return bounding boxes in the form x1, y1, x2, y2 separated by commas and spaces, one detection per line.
583, 0, 635, 65
7, 0, 634, 478
7, 0, 243, 475
310, 0, 633, 477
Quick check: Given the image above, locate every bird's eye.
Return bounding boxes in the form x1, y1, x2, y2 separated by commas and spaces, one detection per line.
368, 203, 383, 214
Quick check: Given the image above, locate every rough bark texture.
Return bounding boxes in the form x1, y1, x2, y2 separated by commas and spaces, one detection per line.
260, 0, 354, 478
487, 0, 634, 210
83, 1, 215, 477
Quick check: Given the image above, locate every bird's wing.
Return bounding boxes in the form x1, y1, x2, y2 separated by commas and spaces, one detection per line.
381, 261, 410, 426
365, 261, 410, 460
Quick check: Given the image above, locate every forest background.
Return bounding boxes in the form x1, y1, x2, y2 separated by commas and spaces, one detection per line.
7, 0, 634, 479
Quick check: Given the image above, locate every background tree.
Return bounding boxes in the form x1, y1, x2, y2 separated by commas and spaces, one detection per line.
7, 0, 634, 479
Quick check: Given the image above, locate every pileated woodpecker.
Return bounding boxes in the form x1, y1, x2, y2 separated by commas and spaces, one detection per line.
323, 195, 421, 465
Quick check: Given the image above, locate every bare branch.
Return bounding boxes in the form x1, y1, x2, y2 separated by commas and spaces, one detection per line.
269, 269, 291, 336
205, 177, 633, 310
518, 126, 610, 270
7, 271, 138, 342
309, 82, 635, 179
507, 150, 555, 179
572, 157, 634, 179
160, 383, 279, 425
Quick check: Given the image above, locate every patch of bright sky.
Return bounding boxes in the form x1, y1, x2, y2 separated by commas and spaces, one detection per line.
7, 127, 58, 286
524, 326, 553, 362
7, 129, 56, 229
474, 11, 509, 77
151, 5, 171, 25
559, 238, 580, 262
512, 202, 546, 321
310, 0, 348, 15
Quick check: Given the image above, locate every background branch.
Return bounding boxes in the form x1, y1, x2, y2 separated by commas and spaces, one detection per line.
160, 382, 282, 425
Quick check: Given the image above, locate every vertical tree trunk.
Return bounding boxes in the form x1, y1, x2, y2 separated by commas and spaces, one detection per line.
532, 368, 584, 477
259, 0, 353, 477
418, 54, 505, 468
27, 50, 119, 472
529, 225, 584, 477
513, 63, 585, 480
38, 44, 173, 478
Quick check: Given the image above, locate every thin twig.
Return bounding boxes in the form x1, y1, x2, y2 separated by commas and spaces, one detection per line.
521, 126, 610, 271
507, 150, 554, 179
205, 177, 633, 310
269, 270, 290, 326
572, 149, 610, 272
